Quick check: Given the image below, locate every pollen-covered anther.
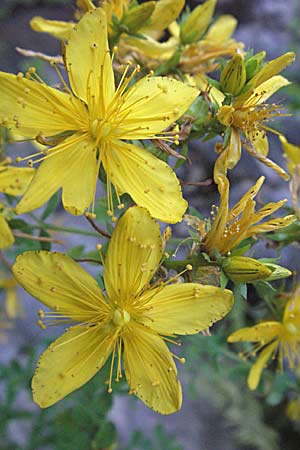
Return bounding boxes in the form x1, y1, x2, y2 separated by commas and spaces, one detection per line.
111, 216, 117, 223
186, 264, 193, 271
117, 203, 125, 210
85, 211, 96, 219
106, 209, 113, 216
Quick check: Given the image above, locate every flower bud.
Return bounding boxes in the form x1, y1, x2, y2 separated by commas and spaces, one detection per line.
245, 51, 266, 81
262, 262, 292, 281
180, 0, 216, 45
222, 256, 272, 283
123, 2, 156, 34
216, 105, 234, 127
220, 54, 246, 96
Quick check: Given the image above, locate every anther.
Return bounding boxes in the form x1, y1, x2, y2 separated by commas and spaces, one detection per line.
117, 203, 124, 210
106, 210, 113, 216
112, 216, 117, 223
186, 264, 193, 271
96, 244, 102, 251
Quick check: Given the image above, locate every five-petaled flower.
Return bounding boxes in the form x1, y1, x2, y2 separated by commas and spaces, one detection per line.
12, 206, 233, 414
214, 52, 295, 179
0, 8, 198, 223
202, 174, 296, 257
228, 287, 300, 390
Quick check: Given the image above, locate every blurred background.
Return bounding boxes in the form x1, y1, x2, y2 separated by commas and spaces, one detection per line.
0, 1, 300, 450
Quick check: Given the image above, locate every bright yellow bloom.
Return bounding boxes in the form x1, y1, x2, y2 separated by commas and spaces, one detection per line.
0, 8, 198, 222
215, 52, 295, 179
228, 288, 300, 390
0, 158, 35, 248
202, 174, 296, 256
12, 206, 233, 413
280, 135, 300, 176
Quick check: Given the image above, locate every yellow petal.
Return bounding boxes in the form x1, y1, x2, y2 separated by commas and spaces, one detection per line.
15, 133, 97, 216
203, 174, 229, 253
12, 251, 109, 321
142, 0, 184, 32
241, 75, 290, 107
205, 15, 237, 43
104, 206, 162, 301
0, 167, 35, 196
0, 71, 87, 138
280, 135, 300, 175
214, 128, 242, 180
123, 323, 182, 414
0, 215, 14, 249
246, 130, 269, 156
247, 52, 295, 89
124, 35, 177, 60
228, 322, 282, 343
119, 76, 198, 138
32, 324, 115, 408
30, 17, 75, 40
227, 176, 265, 221
246, 214, 296, 235
248, 341, 279, 390
139, 283, 233, 335
102, 140, 187, 223
65, 8, 115, 111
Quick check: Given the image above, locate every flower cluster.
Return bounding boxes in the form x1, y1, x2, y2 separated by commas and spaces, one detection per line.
0, 0, 299, 420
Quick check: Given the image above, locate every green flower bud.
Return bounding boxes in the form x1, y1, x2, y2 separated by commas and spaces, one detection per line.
262, 263, 292, 281
123, 2, 156, 34
245, 51, 266, 81
220, 54, 246, 96
222, 256, 272, 283
180, 0, 216, 45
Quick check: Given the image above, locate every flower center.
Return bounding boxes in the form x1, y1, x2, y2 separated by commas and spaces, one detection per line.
112, 308, 131, 327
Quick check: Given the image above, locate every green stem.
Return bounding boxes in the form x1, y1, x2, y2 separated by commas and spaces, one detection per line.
31, 223, 101, 238
163, 256, 215, 271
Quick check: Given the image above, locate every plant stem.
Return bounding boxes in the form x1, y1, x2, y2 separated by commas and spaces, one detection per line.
31, 223, 100, 238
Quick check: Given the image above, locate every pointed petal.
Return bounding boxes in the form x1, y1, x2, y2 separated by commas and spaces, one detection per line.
246, 130, 269, 156
30, 16, 75, 40
119, 76, 198, 138
243, 76, 290, 106
280, 135, 300, 175
32, 324, 115, 407
203, 174, 229, 253
0, 167, 35, 196
227, 176, 265, 221
248, 341, 279, 390
205, 15, 237, 43
246, 214, 296, 236
104, 206, 162, 301
12, 251, 109, 321
228, 322, 282, 343
124, 35, 177, 60
0, 71, 87, 138
247, 52, 295, 89
142, 0, 184, 32
102, 140, 187, 223
123, 324, 182, 414
0, 215, 14, 249
65, 8, 115, 109
15, 133, 97, 215
139, 283, 233, 335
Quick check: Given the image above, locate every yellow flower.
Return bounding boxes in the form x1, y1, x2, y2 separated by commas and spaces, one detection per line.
0, 158, 35, 248
280, 135, 300, 176
12, 206, 233, 413
228, 288, 300, 390
0, 8, 198, 222
202, 174, 296, 256
215, 52, 295, 179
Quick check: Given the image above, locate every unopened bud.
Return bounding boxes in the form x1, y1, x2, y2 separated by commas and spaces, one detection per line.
245, 51, 266, 81
180, 0, 216, 45
123, 2, 155, 33
220, 54, 246, 96
222, 256, 272, 283
262, 262, 292, 281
